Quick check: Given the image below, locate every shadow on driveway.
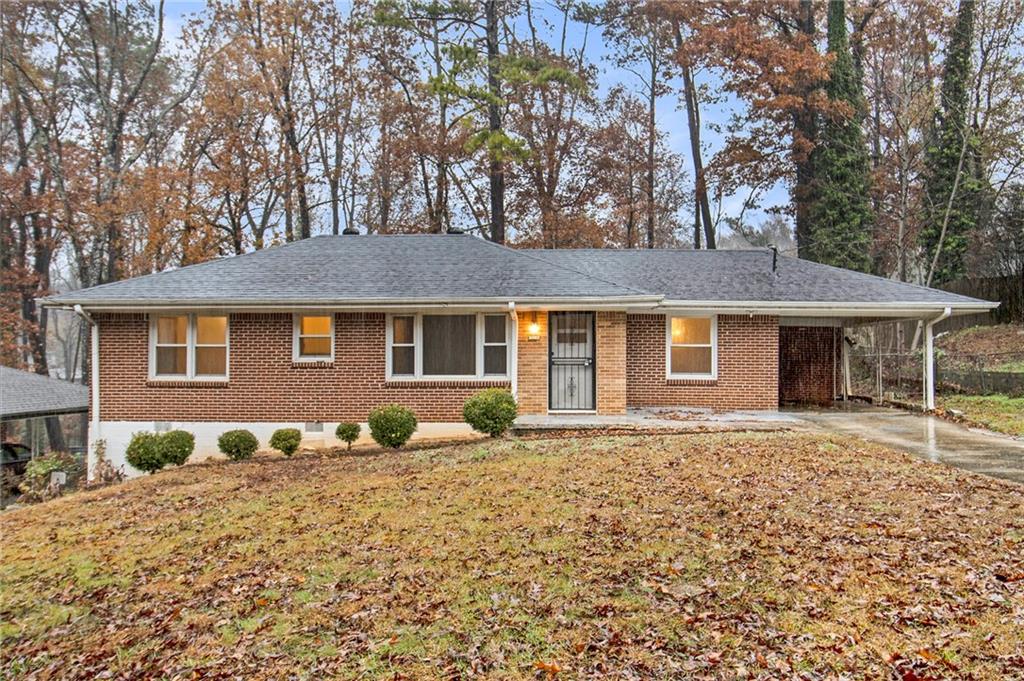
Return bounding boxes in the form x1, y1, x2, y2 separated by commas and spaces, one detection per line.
791, 404, 1024, 484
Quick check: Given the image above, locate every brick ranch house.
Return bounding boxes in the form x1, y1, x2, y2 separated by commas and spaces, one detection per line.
43, 234, 995, 477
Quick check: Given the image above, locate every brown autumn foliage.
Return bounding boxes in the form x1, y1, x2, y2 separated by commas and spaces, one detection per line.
2, 0, 1022, 376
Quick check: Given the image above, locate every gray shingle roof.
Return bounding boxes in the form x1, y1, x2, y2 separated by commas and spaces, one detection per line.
42, 234, 993, 309
44, 235, 651, 306
524, 249, 988, 305
1, 367, 89, 420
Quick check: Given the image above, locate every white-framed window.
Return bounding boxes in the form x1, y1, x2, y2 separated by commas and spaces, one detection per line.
386, 312, 511, 380
293, 314, 334, 362
665, 315, 717, 379
150, 313, 229, 380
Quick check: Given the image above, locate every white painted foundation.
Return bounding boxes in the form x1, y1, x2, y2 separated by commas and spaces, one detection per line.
95, 421, 478, 478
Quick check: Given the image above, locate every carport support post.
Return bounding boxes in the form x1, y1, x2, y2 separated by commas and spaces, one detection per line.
841, 326, 851, 399
923, 307, 952, 412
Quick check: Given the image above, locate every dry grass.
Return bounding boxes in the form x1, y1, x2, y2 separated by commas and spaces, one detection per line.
938, 394, 1024, 437
1, 433, 1022, 680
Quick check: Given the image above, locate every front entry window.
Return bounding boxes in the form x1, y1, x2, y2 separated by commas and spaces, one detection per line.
667, 316, 717, 379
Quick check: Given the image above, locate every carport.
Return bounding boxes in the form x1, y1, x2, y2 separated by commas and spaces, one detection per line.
0, 367, 89, 456
778, 306, 960, 411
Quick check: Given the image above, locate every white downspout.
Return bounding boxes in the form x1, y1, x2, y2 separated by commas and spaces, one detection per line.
508, 302, 518, 402
74, 305, 100, 481
923, 307, 951, 411
841, 326, 851, 400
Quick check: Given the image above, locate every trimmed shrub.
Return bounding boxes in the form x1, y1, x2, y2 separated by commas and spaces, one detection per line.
269, 428, 302, 457
18, 452, 83, 502
463, 388, 518, 437
159, 430, 195, 467
126, 432, 165, 474
218, 429, 259, 461
367, 405, 417, 449
335, 422, 361, 450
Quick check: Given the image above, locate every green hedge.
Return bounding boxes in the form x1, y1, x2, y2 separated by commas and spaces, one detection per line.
125, 432, 165, 474
269, 428, 302, 457
463, 388, 518, 437
218, 429, 259, 461
367, 405, 417, 449
159, 430, 195, 466
335, 422, 361, 450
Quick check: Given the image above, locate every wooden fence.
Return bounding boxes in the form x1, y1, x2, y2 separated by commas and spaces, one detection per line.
936, 273, 1023, 331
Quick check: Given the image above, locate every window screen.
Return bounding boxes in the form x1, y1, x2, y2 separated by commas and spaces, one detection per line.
483, 314, 507, 375
423, 315, 475, 375
155, 315, 188, 375
391, 316, 415, 375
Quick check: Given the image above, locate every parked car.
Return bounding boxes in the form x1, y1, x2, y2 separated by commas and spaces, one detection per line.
2, 442, 33, 496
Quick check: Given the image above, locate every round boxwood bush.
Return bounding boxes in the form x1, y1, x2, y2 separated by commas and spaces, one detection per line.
463, 388, 518, 437
335, 422, 361, 450
126, 432, 165, 473
218, 429, 259, 461
269, 428, 302, 457
158, 430, 195, 466
367, 405, 417, 449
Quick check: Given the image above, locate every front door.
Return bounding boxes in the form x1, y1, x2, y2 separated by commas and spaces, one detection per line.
549, 312, 595, 411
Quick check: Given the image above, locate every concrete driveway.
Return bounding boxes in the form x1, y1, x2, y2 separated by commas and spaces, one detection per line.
792, 404, 1024, 484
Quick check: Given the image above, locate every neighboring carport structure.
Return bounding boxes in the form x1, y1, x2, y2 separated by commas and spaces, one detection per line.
0, 366, 89, 456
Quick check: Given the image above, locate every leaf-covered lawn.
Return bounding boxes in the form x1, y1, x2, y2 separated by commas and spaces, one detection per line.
939, 394, 1024, 437
2, 433, 1023, 679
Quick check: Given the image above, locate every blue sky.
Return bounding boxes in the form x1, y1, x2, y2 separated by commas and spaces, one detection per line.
163, 1, 788, 236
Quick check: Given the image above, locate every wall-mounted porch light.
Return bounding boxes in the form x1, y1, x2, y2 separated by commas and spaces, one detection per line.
527, 311, 541, 340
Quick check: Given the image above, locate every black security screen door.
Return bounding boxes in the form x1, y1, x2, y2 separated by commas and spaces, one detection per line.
549, 312, 595, 411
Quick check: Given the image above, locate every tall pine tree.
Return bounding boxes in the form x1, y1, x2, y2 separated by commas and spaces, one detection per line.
920, 0, 981, 286
806, 0, 873, 272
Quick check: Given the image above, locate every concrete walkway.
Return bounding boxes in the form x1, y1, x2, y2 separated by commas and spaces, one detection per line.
791, 404, 1024, 484
513, 408, 801, 434
514, 404, 1024, 484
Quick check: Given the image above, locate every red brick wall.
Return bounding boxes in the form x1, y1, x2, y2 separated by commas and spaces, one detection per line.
778, 326, 840, 405
96, 313, 509, 422
596, 312, 627, 414
516, 311, 548, 415
626, 314, 779, 410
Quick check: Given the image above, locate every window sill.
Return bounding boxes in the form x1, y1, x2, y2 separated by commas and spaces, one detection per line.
385, 378, 511, 388
146, 379, 229, 388
666, 376, 717, 386
291, 360, 334, 368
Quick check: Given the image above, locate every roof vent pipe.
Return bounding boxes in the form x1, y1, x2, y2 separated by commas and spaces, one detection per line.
342, 226, 360, 235
446, 226, 464, 235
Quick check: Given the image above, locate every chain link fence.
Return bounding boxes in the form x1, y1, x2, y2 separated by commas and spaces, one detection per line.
846, 322, 1024, 403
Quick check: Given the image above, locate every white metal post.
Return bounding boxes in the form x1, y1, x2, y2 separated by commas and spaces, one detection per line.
925, 321, 935, 411
841, 326, 851, 399
923, 307, 952, 412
